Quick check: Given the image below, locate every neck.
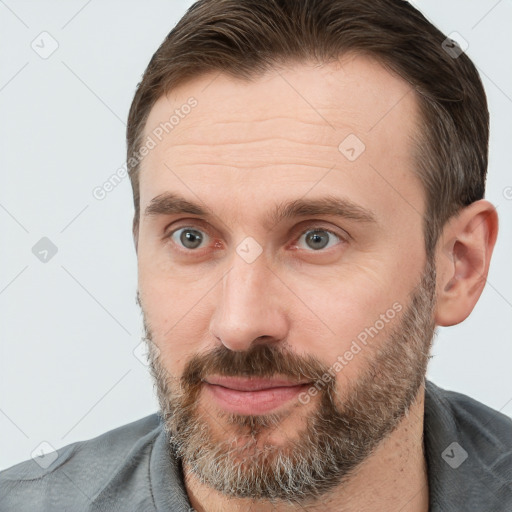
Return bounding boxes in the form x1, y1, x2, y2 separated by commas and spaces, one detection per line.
183, 384, 429, 512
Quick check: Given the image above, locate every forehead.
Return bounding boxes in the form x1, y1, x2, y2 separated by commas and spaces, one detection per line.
143, 54, 419, 143
139, 54, 423, 225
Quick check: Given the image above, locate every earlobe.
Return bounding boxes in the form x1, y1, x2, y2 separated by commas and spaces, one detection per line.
133, 232, 139, 255
133, 218, 139, 255
434, 200, 498, 327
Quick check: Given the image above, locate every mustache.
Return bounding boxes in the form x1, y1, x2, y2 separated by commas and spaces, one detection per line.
181, 342, 331, 389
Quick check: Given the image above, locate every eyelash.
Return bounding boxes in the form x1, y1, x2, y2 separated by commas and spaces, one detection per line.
164, 223, 348, 255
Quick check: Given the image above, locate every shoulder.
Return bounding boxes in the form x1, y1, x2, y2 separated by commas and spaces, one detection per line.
424, 380, 512, 511
0, 413, 163, 511
427, 380, 512, 453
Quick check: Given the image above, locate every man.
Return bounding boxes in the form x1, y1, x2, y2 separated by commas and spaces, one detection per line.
1, 0, 510, 510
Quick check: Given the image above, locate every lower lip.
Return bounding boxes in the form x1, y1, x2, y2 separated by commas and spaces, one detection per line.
204, 382, 311, 415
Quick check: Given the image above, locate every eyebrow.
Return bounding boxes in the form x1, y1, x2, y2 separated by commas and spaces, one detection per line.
144, 192, 377, 228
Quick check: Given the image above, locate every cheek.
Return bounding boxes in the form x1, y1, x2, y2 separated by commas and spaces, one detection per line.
287, 274, 406, 382
138, 259, 215, 372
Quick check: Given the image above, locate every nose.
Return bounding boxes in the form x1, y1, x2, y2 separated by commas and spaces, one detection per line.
208, 254, 289, 352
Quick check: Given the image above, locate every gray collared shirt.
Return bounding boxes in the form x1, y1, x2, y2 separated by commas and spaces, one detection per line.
1, 380, 511, 511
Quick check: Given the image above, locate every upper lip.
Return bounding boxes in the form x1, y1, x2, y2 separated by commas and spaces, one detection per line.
204, 376, 311, 391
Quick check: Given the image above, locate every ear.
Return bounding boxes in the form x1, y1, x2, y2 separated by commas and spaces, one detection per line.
132, 216, 139, 255
434, 199, 498, 326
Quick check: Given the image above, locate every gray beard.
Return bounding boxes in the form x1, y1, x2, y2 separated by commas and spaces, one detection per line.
141, 256, 437, 505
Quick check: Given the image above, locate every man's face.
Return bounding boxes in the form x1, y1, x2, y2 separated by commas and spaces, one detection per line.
136, 55, 437, 502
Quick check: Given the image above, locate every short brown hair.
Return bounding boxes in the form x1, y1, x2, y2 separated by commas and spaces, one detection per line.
127, 0, 489, 257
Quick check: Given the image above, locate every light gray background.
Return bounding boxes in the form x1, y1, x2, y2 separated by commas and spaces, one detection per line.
1, 0, 511, 470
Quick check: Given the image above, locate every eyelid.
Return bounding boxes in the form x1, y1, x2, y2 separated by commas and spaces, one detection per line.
293, 223, 351, 241
163, 219, 212, 240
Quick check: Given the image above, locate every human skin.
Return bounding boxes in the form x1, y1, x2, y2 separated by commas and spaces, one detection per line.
134, 54, 498, 511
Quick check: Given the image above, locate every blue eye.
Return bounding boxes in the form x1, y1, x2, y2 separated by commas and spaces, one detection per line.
170, 227, 209, 250
296, 228, 341, 251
